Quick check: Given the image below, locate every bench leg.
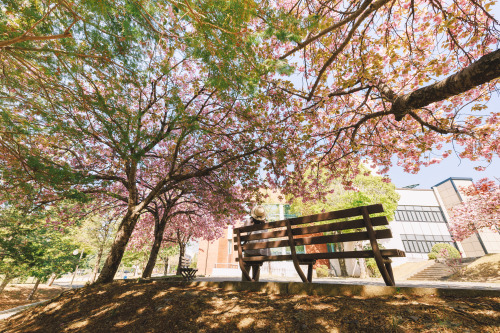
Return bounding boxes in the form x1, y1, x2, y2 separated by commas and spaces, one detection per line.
384, 259, 395, 285
251, 265, 261, 282
307, 262, 313, 282
241, 263, 252, 281
374, 257, 395, 286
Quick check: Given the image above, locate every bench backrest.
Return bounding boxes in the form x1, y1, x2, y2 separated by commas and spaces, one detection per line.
180, 257, 191, 267
234, 204, 391, 255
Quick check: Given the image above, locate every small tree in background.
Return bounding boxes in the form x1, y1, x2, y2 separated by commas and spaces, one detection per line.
71, 213, 119, 283
158, 245, 179, 276
0, 208, 79, 298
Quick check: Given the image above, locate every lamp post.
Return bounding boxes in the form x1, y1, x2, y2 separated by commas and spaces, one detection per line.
70, 249, 84, 288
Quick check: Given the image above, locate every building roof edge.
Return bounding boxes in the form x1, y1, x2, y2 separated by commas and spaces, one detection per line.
432, 177, 473, 188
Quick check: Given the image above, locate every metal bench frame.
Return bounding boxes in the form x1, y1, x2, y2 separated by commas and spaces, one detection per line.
179, 257, 197, 280
234, 204, 405, 286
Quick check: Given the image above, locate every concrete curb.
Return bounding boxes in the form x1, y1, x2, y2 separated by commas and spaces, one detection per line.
174, 281, 500, 298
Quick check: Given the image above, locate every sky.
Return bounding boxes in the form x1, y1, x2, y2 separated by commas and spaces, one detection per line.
387, 153, 500, 189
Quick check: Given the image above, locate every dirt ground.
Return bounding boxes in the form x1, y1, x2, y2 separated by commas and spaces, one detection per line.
0, 280, 498, 333
447, 254, 500, 283
0, 284, 68, 312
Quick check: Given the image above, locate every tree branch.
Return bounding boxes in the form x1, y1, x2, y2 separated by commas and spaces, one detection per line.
389, 49, 500, 121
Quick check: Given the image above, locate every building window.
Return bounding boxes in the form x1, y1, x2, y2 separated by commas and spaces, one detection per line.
395, 206, 446, 223
228, 240, 232, 254
400, 234, 454, 253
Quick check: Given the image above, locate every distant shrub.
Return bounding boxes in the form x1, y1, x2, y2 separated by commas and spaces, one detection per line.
315, 264, 329, 278
428, 243, 460, 260
365, 258, 381, 277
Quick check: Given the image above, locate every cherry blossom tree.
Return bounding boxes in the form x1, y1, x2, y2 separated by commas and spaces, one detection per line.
177, 0, 500, 189
128, 174, 247, 278
1, 23, 300, 283
449, 178, 500, 241
2, 0, 500, 285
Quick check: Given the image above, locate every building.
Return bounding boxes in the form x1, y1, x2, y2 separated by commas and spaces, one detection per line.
385, 177, 500, 263
198, 177, 500, 277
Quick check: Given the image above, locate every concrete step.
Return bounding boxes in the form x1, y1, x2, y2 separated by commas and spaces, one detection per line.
407, 261, 464, 281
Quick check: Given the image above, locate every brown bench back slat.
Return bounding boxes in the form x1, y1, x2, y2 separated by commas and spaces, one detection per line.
234, 203, 405, 286
237, 249, 405, 263
237, 229, 392, 251
237, 204, 384, 233
236, 215, 389, 243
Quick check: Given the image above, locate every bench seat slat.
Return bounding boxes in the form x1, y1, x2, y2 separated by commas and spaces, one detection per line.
237, 204, 384, 233
236, 229, 393, 251
237, 249, 406, 262
235, 216, 389, 242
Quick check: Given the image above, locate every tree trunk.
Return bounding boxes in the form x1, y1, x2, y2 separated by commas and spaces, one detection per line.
142, 215, 169, 278
333, 233, 349, 277
27, 278, 41, 301
176, 243, 186, 276
47, 273, 57, 286
356, 242, 368, 279
163, 256, 169, 276
96, 211, 140, 284
335, 242, 348, 277
91, 247, 104, 283
0, 273, 13, 294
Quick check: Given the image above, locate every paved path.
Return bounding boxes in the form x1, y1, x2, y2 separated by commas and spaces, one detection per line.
0, 300, 48, 320
197, 275, 500, 290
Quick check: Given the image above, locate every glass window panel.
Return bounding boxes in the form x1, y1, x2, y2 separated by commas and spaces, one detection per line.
436, 212, 445, 222
434, 235, 444, 241
421, 242, 428, 253
424, 212, 432, 222
402, 241, 409, 252
424, 242, 431, 253
414, 206, 423, 211
416, 235, 425, 240
414, 242, 422, 253
406, 234, 416, 240
412, 242, 418, 252
400, 234, 407, 241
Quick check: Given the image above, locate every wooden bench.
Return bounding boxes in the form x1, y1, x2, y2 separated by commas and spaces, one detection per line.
179, 257, 197, 280
234, 204, 405, 286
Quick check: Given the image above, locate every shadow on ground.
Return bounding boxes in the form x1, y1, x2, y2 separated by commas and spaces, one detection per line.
1, 280, 498, 332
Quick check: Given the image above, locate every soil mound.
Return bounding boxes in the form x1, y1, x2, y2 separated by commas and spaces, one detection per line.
449, 254, 500, 283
